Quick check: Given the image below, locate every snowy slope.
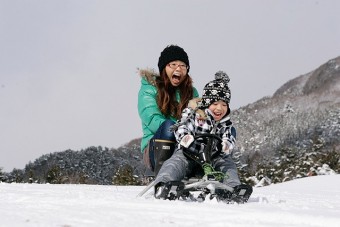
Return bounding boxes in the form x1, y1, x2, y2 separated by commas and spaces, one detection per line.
1, 175, 340, 227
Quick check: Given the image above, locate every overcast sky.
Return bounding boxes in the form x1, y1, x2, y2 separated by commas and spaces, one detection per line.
1, 0, 339, 172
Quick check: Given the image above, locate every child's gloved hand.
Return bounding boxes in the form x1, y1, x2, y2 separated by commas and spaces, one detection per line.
222, 140, 233, 155
180, 135, 194, 148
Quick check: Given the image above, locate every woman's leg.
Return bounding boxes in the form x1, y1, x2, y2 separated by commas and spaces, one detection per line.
152, 119, 176, 140
149, 120, 176, 171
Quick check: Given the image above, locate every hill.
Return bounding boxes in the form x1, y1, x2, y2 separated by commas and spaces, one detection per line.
231, 56, 340, 184
1, 145, 145, 185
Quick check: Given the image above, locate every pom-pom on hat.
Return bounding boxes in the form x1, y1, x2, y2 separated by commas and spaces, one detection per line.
199, 71, 231, 109
158, 45, 190, 73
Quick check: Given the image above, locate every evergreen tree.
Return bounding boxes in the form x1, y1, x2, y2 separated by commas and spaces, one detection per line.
0, 167, 4, 182
46, 165, 63, 184
112, 164, 141, 185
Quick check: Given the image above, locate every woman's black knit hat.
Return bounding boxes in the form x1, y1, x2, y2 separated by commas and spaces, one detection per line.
199, 71, 231, 109
158, 45, 190, 73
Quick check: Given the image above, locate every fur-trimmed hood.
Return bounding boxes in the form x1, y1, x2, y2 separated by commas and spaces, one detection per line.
138, 68, 159, 86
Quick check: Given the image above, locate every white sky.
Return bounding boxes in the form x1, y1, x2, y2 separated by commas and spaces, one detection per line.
1, 0, 340, 172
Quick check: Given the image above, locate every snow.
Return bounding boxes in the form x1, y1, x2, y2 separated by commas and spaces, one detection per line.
1, 175, 340, 227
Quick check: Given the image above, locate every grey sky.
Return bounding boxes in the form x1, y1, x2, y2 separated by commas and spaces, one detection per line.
1, 0, 339, 172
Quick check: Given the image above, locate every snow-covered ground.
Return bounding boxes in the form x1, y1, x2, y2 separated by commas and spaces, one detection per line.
1, 175, 340, 227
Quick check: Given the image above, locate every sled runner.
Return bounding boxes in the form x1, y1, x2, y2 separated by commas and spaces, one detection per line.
153, 178, 252, 203
137, 133, 252, 203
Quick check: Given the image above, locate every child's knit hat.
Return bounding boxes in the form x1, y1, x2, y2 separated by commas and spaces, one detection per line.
199, 71, 231, 109
158, 45, 190, 73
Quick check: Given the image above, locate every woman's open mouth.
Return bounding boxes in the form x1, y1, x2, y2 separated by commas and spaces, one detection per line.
171, 74, 181, 85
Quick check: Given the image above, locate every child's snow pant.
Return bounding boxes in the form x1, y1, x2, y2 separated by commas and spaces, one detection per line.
155, 148, 241, 187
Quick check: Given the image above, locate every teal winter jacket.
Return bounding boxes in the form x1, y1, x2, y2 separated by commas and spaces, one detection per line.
138, 69, 199, 152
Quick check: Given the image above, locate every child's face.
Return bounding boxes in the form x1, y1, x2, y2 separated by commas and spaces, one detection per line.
208, 100, 228, 121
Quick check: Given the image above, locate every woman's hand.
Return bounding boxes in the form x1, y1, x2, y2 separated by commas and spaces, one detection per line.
188, 98, 202, 109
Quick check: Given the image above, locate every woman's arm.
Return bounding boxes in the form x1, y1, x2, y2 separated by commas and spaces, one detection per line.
138, 84, 166, 134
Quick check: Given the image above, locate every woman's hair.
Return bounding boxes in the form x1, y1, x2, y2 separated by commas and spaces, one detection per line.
155, 70, 194, 119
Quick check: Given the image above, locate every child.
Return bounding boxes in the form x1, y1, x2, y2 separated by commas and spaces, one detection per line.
154, 71, 241, 199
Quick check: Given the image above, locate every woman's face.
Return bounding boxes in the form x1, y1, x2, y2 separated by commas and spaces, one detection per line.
208, 100, 228, 121
165, 60, 188, 86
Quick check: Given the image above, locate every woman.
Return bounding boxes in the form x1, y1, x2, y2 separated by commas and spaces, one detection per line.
138, 45, 199, 175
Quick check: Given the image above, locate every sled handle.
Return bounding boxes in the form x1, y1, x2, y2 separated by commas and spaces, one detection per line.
194, 133, 222, 143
